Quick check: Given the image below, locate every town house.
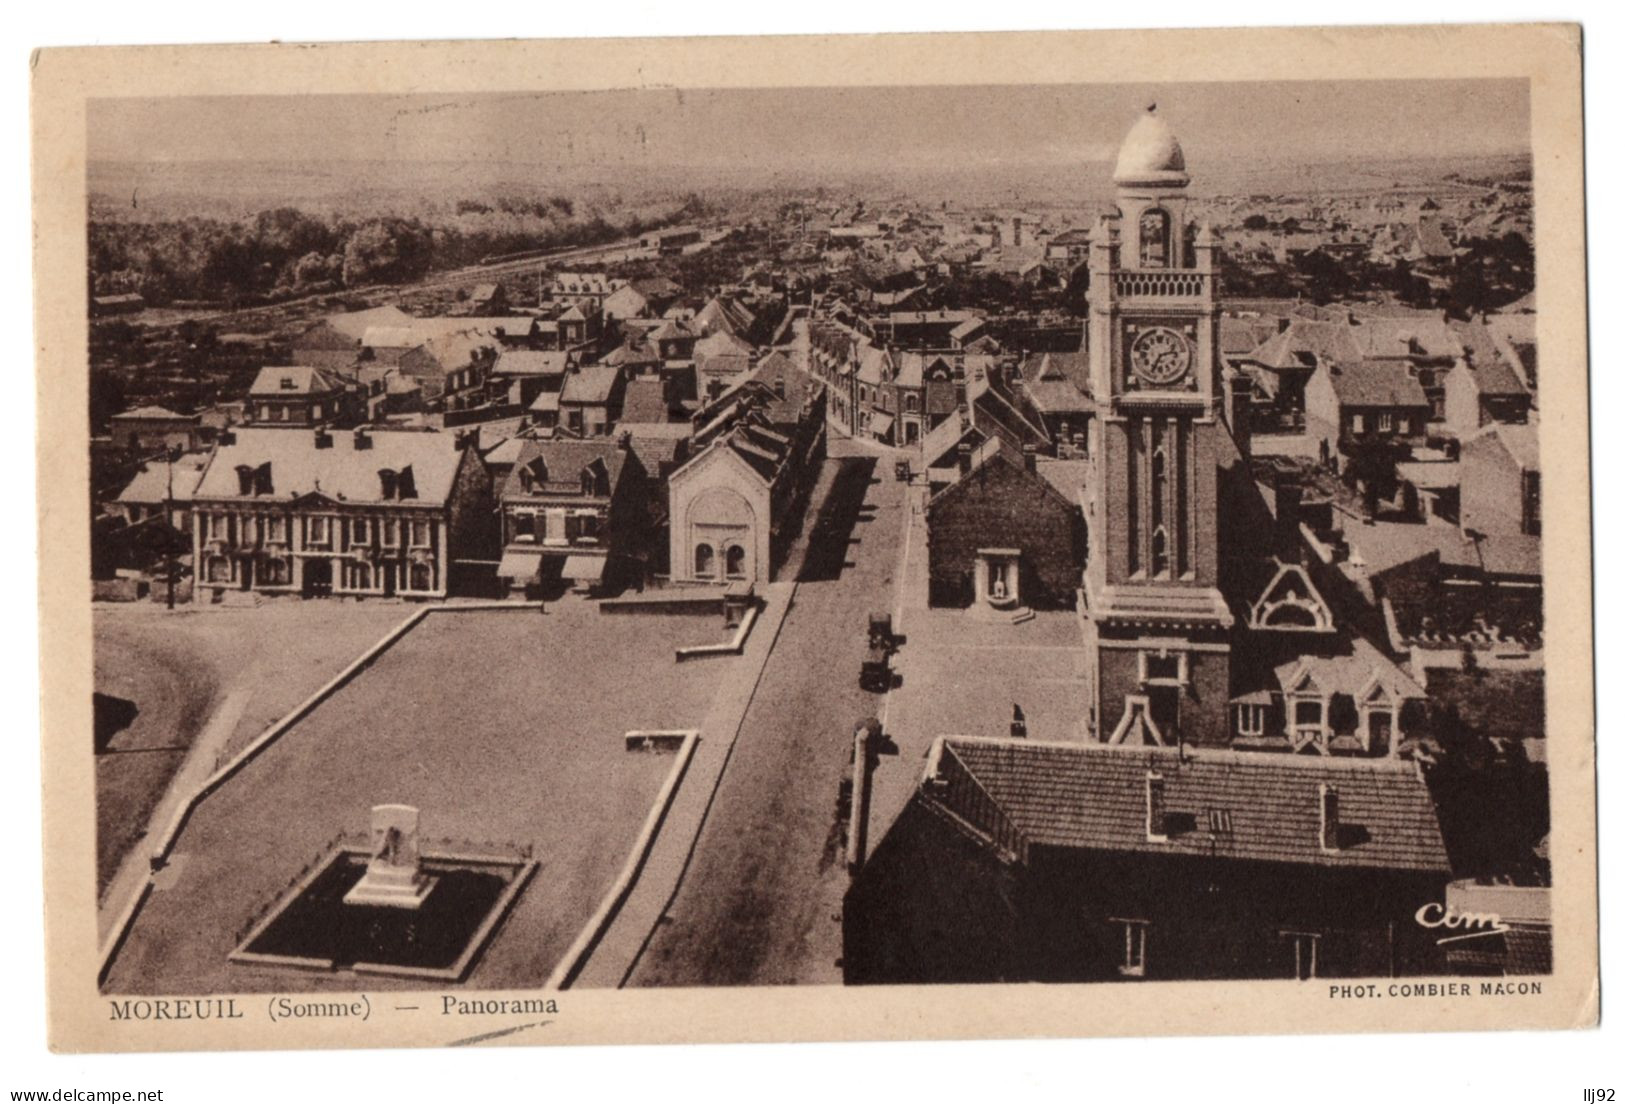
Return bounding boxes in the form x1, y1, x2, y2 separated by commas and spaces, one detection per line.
246, 365, 360, 427
190, 426, 494, 601
496, 436, 650, 596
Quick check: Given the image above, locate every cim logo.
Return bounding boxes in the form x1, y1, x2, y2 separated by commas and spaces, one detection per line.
1414, 901, 1512, 945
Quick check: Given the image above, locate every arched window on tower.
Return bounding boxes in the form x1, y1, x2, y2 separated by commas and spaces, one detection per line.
694, 543, 715, 579
1151, 526, 1169, 579
1139, 208, 1171, 268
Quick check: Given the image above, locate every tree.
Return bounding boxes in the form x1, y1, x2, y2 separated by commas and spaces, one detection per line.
1242, 213, 1270, 231
1341, 437, 1406, 516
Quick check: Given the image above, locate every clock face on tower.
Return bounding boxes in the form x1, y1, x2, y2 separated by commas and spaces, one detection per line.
1129, 326, 1193, 387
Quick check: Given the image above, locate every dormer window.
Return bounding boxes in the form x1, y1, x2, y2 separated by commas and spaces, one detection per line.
378, 469, 398, 500
396, 465, 416, 499
280, 377, 296, 390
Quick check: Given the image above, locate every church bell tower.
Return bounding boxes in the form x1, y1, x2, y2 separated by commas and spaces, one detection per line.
1084, 105, 1234, 748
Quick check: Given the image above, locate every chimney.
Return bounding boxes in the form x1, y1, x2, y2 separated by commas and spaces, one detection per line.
1277, 316, 1291, 334
1226, 369, 1252, 456
378, 468, 398, 500
957, 442, 973, 475
313, 427, 333, 449
1022, 443, 1038, 473
617, 430, 632, 452
235, 463, 255, 497
353, 427, 372, 451
1275, 482, 1303, 558
1318, 783, 1340, 851
1145, 771, 1167, 841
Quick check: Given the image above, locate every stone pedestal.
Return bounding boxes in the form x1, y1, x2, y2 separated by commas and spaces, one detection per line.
343, 804, 437, 909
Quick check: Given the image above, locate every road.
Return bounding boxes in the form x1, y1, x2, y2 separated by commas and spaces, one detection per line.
626, 436, 907, 987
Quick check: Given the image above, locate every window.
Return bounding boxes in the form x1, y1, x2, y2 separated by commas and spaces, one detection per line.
905, 393, 919, 413
1350, 414, 1366, 434
308, 517, 329, 546
266, 515, 287, 543
1142, 652, 1183, 685
410, 520, 431, 547
208, 513, 226, 540
409, 563, 432, 591
694, 543, 716, 578
352, 562, 372, 589
207, 557, 231, 583
261, 558, 289, 586
1138, 208, 1170, 268
1282, 931, 1321, 980
351, 518, 369, 545
1115, 920, 1149, 977
257, 404, 270, 422
1236, 703, 1266, 737
1378, 412, 1394, 433
1523, 471, 1541, 536
578, 514, 601, 542
382, 518, 399, 547
312, 403, 324, 421
725, 544, 747, 578
512, 513, 534, 541
1151, 526, 1169, 579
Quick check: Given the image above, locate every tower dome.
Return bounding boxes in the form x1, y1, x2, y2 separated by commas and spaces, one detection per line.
1112, 103, 1189, 188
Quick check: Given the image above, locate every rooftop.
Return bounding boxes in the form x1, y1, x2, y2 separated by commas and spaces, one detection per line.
194, 427, 466, 506
934, 738, 1450, 873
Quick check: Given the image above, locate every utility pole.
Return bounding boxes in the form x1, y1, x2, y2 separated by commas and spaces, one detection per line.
165, 444, 177, 609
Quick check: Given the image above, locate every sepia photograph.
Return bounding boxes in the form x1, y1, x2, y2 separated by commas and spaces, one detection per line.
30, 22, 1596, 1057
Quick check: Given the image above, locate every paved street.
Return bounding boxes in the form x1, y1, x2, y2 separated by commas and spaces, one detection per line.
627, 435, 907, 986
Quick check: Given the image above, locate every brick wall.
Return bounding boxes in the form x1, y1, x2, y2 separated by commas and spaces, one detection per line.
926, 453, 1082, 609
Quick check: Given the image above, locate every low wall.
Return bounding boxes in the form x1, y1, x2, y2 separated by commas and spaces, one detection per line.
599, 589, 729, 616
98, 601, 546, 984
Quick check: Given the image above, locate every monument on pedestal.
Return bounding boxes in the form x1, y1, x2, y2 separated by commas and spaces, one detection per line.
343, 804, 436, 909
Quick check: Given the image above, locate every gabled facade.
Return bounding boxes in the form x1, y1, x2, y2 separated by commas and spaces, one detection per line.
496, 436, 649, 595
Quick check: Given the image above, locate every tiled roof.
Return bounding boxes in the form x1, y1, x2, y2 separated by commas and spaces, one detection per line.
1250, 319, 1364, 372
112, 405, 192, 421
493, 350, 573, 378
1350, 316, 1462, 360
1017, 352, 1092, 414
248, 365, 348, 397
1321, 361, 1429, 408
938, 739, 1451, 873
115, 452, 210, 504
561, 364, 621, 405
503, 438, 627, 499
1468, 421, 1539, 471
194, 427, 465, 506
620, 377, 672, 424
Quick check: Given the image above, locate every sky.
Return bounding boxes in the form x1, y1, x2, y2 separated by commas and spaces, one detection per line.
88, 80, 1530, 171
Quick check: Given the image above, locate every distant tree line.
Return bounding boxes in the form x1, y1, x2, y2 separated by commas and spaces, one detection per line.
88, 193, 713, 307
